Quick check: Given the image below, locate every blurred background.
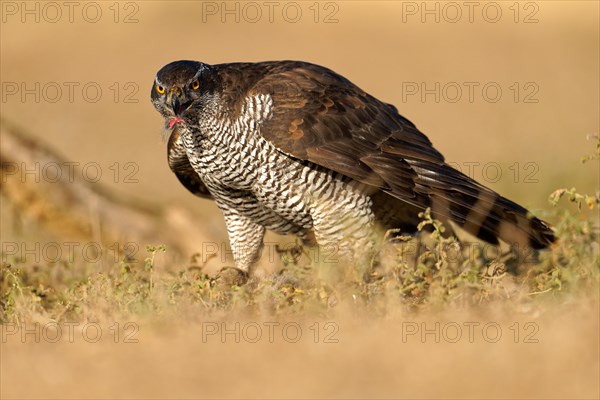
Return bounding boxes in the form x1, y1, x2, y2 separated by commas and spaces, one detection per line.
2, 1, 598, 258
1, 2, 599, 399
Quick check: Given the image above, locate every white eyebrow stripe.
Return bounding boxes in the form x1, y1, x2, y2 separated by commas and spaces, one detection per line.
189, 71, 202, 83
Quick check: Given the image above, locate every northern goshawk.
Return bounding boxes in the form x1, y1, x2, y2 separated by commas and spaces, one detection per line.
151, 60, 554, 274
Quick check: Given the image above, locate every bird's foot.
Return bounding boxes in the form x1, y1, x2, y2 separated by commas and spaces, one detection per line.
215, 266, 249, 288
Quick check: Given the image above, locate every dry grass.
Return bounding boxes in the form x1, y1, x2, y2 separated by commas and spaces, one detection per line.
1, 164, 599, 398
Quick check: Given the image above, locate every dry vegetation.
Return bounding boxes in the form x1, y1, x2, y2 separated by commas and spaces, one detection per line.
2, 139, 599, 322
1, 140, 599, 399
1, 171, 598, 323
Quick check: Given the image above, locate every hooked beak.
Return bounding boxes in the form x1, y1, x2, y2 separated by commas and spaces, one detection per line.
167, 88, 191, 116
171, 95, 183, 115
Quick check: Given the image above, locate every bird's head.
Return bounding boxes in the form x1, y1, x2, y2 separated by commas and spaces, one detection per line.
151, 60, 219, 131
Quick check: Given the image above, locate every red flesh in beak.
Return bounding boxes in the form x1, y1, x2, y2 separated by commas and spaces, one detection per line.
168, 117, 184, 128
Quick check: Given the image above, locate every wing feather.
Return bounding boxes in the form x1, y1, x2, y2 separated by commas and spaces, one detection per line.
167, 128, 212, 199
236, 61, 554, 248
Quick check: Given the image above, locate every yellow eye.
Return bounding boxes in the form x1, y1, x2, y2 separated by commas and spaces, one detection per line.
156, 84, 165, 94
191, 79, 200, 90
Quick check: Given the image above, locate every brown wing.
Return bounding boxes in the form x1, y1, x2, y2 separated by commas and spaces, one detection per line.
243, 61, 554, 248
247, 62, 444, 200
167, 127, 212, 199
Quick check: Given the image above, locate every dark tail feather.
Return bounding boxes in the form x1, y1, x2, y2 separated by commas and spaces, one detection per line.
446, 191, 555, 249
413, 164, 555, 249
